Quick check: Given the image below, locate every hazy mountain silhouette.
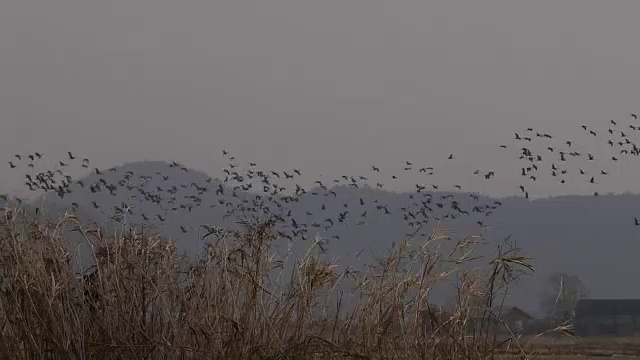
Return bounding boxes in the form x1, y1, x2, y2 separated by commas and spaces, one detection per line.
27, 160, 640, 315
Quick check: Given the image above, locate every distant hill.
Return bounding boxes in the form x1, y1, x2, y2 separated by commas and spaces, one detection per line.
17, 160, 640, 316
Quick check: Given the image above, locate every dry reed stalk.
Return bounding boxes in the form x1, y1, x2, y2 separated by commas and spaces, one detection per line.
0, 205, 545, 359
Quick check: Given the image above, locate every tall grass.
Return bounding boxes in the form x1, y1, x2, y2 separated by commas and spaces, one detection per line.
0, 204, 537, 359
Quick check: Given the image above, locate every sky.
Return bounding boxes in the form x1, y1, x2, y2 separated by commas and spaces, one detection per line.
2, 0, 640, 198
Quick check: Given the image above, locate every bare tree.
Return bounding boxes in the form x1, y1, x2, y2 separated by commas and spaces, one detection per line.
539, 272, 589, 321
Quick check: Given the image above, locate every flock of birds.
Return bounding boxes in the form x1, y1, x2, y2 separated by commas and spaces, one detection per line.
2, 151, 500, 244
501, 114, 640, 202
3, 114, 640, 245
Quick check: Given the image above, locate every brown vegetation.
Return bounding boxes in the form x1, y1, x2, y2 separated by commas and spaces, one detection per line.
0, 203, 576, 359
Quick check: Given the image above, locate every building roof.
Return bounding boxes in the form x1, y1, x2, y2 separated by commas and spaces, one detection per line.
494, 306, 535, 320
471, 305, 535, 320
575, 299, 640, 316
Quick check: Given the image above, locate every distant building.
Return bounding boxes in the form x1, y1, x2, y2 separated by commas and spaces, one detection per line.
419, 304, 450, 334
575, 299, 640, 337
470, 306, 535, 335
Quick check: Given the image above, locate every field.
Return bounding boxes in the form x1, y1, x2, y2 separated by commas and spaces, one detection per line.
494, 335, 640, 359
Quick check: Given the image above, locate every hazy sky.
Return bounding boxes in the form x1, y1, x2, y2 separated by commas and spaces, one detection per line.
3, 0, 640, 198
